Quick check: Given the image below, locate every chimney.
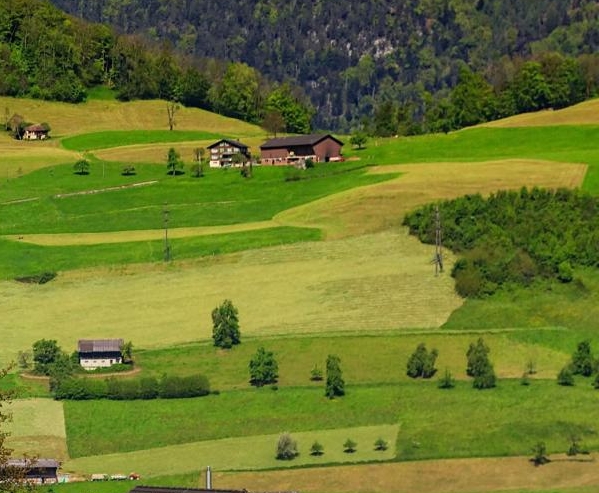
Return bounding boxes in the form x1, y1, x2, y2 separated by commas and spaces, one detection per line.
206, 466, 212, 490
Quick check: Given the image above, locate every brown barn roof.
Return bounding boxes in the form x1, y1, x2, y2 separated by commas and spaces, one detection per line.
207, 138, 249, 149
260, 134, 343, 149
24, 124, 49, 132
78, 339, 123, 353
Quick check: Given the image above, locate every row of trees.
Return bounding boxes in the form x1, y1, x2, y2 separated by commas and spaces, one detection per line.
406, 339, 496, 389
0, 1, 313, 132
404, 187, 599, 297
275, 433, 388, 461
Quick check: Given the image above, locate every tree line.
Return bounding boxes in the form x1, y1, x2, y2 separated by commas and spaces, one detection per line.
48, 0, 599, 131
0, 0, 313, 132
404, 187, 599, 297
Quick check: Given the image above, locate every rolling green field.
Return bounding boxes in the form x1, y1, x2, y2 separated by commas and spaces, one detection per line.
3, 96, 599, 493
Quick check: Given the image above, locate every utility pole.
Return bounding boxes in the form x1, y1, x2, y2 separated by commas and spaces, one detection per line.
163, 202, 171, 262
434, 205, 443, 276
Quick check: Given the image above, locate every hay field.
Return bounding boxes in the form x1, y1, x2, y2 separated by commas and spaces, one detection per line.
0, 97, 263, 137
64, 424, 398, 477
216, 455, 599, 493
482, 98, 599, 128
4, 398, 68, 460
0, 136, 81, 176
0, 230, 461, 361
277, 159, 587, 238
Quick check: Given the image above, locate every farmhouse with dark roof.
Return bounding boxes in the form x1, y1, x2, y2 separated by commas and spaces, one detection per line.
78, 339, 123, 370
6, 459, 60, 484
260, 134, 343, 165
208, 138, 251, 167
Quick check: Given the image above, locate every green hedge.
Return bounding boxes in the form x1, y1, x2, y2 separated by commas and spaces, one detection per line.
53, 374, 210, 400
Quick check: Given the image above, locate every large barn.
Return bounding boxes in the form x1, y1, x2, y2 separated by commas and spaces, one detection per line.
260, 134, 343, 165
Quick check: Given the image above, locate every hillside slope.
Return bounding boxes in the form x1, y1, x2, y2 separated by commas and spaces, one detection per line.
49, 0, 599, 129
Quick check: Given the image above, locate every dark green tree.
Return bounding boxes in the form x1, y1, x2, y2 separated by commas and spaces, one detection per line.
211, 299, 241, 348
557, 365, 575, 386
374, 437, 388, 451
310, 441, 324, 456
212, 62, 261, 123
32, 339, 62, 375
166, 147, 183, 176
571, 341, 594, 377
406, 343, 438, 378
73, 159, 90, 175
325, 354, 345, 398
372, 101, 397, 137
249, 347, 278, 387
349, 130, 368, 149
264, 83, 313, 134
466, 338, 496, 389
343, 438, 357, 453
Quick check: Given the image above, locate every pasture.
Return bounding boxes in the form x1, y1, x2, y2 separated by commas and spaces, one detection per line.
2, 95, 599, 493
63, 425, 398, 476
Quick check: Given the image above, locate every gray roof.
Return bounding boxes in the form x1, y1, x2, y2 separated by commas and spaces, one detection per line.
78, 339, 123, 353
7, 459, 60, 469
260, 133, 343, 149
207, 138, 249, 149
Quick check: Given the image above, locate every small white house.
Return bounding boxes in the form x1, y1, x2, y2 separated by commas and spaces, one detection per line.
78, 339, 123, 370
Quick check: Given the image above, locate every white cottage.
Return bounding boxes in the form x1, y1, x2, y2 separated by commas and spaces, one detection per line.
78, 339, 123, 370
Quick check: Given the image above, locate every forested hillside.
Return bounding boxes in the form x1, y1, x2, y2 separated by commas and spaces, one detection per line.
48, 0, 599, 130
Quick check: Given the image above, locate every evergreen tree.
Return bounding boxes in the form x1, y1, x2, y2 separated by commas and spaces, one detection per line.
325, 354, 345, 399
466, 338, 496, 389
571, 341, 594, 377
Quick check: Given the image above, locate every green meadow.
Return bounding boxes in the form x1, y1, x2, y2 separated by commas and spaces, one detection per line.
2, 96, 599, 493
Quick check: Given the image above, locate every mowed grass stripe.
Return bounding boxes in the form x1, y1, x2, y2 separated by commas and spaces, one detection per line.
64, 425, 398, 476
61, 130, 222, 151
5, 398, 68, 460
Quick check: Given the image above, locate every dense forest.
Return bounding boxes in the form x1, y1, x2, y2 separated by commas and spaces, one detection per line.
46, 0, 599, 131
403, 188, 599, 297
0, 0, 313, 133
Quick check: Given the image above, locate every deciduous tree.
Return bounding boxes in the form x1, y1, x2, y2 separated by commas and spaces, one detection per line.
249, 347, 278, 387
276, 432, 298, 460
211, 299, 241, 348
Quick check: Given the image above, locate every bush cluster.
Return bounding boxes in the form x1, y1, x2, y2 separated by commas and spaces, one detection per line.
404, 187, 599, 297
53, 374, 210, 400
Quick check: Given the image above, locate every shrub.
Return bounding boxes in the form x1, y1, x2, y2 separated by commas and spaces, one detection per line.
530, 441, 550, 466
374, 438, 388, 451
571, 340, 594, 377
437, 368, 456, 389
121, 164, 136, 176
343, 438, 357, 453
557, 366, 575, 386
557, 261, 573, 283
310, 441, 324, 456
276, 433, 298, 460
310, 365, 323, 381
